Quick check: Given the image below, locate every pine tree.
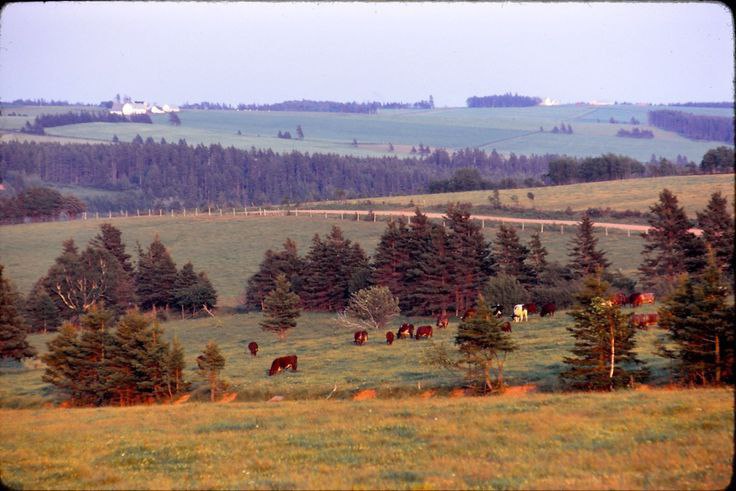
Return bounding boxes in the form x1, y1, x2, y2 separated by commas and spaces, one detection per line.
90, 223, 133, 273
199, 341, 226, 402
0, 265, 37, 361
494, 223, 534, 284
658, 250, 734, 385
136, 236, 178, 310
560, 273, 648, 391
568, 213, 610, 278
244, 238, 305, 311
455, 295, 516, 392
639, 189, 706, 293
296, 125, 304, 140
41, 323, 81, 400
696, 192, 735, 278
24, 285, 61, 333
260, 274, 301, 339
372, 218, 411, 301
527, 232, 549, 282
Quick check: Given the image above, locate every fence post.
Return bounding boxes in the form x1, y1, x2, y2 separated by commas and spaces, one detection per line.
159, 209, 162, 216
137, 209, 140, 217
628, 229, 631, 237
295, 209, 299, 217
83, 212, 87, 220
561, 224, 564, 234
541, 223, 544, 233
605, 227, 608, 236
208, 207, 211, 216
521, 222, 525, 231
481, 219, 485, 229
148, 209, 151, 216
96, 212, 99, 219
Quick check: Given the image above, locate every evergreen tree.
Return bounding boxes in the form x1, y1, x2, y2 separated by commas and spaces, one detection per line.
244, 238, 305, 311
455, 295, 516, 392
136, 236, 178, 310
0, 265, 37, 361
296, 125, 304, 139
90, 223, 133, 273
639, 189, 705, 292
560, 273, 648, 391
199, 341, 226, 402
527, 232, 549, 282
696, 192, 735, 278
494, 223, 534, 285
260, 274, 301, 339
173, 262, 217, 316
658, 250, 734, 385
446, 203, 494, 315
568, 213, 610, 278
372, 218, 411, 301
24, 284, 61, 332
165, 336, 188, 398
41, 323, 82, 400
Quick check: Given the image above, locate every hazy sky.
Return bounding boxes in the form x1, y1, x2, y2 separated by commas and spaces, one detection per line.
1, 2, 733, 107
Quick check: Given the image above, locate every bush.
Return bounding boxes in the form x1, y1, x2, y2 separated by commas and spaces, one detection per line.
484, 274, 530, 312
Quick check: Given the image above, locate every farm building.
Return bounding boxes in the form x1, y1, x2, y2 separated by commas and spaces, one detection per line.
110, 101, 149, 116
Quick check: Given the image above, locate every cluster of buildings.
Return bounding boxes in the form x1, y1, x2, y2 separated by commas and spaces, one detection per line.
110, 100, 180, 116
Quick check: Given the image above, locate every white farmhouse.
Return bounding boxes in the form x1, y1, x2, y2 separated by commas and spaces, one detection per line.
110, 101, 149, 116
150, 104, 165, 114
162, 104, 180, 113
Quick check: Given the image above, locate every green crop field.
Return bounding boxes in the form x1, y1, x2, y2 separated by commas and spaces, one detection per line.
344, 174, 735, 215
0, 214, 646, 305
3, 104, 731, 161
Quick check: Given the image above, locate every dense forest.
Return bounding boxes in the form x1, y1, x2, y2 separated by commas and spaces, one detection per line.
466, 93, 542, 108
181, 98, 434, 113
648, 109, 734, 143
19, 111, 151, 135
544, 153, 694, 185
668, 101, 734, 109
616, 128, 654, 139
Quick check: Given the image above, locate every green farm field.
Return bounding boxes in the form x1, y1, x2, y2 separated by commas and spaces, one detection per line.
343, 174, 736, 215
0, 214, 646, 305
2, 104, 731, 161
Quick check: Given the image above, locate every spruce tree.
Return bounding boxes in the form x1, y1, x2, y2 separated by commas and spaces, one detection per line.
527, 231, 549, 282
561, 273, 648, 391
494, 223, 534, 285
658, 250, 734, 385
136, 236, 178, 310
90, 223, 134, 273
372, 218, 411, 301
41, 323, 81, 400
407, 221, 453, 316
696, 192, 735, 278
244, 238, 304, 311
639, 189, 705, 292
165, 336, 188, 398
0, 265, 37, 361
568, 213, 610, 278
260, 274, 301, 339
25, 282, 61, 333
199, 341, 226, 402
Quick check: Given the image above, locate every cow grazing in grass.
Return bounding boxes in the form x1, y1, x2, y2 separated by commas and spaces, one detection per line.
610, 293, 628, 306
415, 325, 433, 339
247, 341, 259, 357
513, 304, 528, 322
540, 303, 556, 317
630, 292, 655, 307
630, 313, 659, 329
523, 303, 538, 315
269, 355, 298, 376
386, 331, 395, 345
196, 354, 206, 370
501, 321, 512, 333
462, 308, 477, 321
397, 323, 414, 339
354, 330, 368, 345
436, 311, 449, 329
491, 305, 504, 318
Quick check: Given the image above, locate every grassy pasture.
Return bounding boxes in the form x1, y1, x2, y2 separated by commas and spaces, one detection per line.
6, 104, 730, 161
0, 214, 646, 304
343, 174, 736, 215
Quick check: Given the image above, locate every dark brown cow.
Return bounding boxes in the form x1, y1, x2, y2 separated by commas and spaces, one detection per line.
397, 323, 414, 339
247, 341, 259, 357
630, 313, 659, 329
491, 305, 504, 318
386, 331, 395, 345
462, 308, 477, 321
196, 354, 206, 370
523, 303, 538, 315
540, 303, 556, 317
269, 355, 298, 376
436, 312, 449, 329
415, 325, 433, 339
610, 293, 628, 306
354, 330, 368, 345
501, 321, 512, 333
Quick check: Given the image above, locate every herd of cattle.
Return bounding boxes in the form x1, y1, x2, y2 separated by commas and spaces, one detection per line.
237, 291, 657, 377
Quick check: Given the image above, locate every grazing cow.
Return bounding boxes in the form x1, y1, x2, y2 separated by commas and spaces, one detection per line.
524, 303, 538, 315
386, 331, 395, 345
501, 321, 512, 333
269, 355, 298, 376
461, 308, 477, 321
397, 323, 414, 339
512, 304, 528, 322
636, 292, 655, 306
630, 313, 659, 329
436, 311, 449, 329
196, 354, 206, 370
247, 341, 259, 357
610, 292, 628, 306
415, 325, 433, 339
540, 303, 557, 317
354, 330, 368, 345
491, 304, 504, 318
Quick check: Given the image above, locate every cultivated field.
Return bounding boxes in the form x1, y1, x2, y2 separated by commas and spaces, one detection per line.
342, 174, 736, 215
0, 214, 646, 305
2, 104, 731, 161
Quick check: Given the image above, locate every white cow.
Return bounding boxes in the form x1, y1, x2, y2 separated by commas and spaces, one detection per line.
513, 304, 528, 322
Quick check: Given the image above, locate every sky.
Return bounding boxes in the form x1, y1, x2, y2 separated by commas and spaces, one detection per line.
0, 2, 733, 107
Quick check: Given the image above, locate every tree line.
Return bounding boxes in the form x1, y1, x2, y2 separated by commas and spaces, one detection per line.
181, 98, 435, 113
466, 93, 542, 108
616, 127, 654, 139
19, 110, 152, 135
648, 109, 734, 143
0, 186, 86, 223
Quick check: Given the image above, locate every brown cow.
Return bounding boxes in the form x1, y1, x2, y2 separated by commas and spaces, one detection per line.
540, 303, 556, 317
610, 292, 628, 306
501, 321, 512, 333
630, 313, 659, 329
269, 355, 298, 376
415, 325, 433, 339
386, 331, 395, 345
354, 330, 368, 345
436, 311, 449, 329
397, 323, 414, 339
461, 308, 477, 321
247, 341, 259, 357
523, 303, 538, 315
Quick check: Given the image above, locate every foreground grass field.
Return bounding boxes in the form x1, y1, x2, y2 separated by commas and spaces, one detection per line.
342, 174, 736, 215
0, 214, 645, 305
1, 389, 732, 489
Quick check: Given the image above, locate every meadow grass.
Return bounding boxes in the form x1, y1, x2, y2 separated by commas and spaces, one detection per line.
0, 214, 645, 304
0, 388, 732, 489
342, 174, 735, 215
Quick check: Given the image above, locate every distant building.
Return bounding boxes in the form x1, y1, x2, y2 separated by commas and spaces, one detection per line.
150, 104, 165, 114
162, 104, 180, 113
110, 101, 148, 116
540, 97, 560, 106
